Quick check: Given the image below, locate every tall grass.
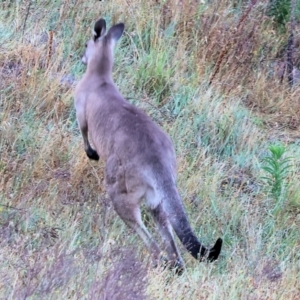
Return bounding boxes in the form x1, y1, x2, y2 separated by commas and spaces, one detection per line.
1, 0, 300, 299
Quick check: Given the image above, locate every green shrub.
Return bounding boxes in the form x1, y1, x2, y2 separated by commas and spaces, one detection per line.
268, 0, 291, 28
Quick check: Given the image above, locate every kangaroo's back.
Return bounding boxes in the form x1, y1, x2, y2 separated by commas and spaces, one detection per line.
74, 18, 222, 273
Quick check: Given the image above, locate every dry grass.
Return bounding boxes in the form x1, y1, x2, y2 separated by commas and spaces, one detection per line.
1, 0, 300, 299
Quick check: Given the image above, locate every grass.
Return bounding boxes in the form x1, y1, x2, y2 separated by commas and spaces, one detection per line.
1, 0, 300, 299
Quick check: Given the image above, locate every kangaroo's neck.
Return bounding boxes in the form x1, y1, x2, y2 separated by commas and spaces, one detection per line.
86, 53, 114, 80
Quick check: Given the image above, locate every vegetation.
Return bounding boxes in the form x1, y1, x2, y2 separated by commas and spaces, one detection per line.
261, 144, 292, 204
1, 0, 300, 299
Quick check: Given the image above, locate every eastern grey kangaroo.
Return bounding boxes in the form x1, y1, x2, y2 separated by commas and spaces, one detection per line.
74, 18, 222, 271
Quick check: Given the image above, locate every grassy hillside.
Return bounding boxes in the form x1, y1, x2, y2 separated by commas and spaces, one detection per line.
0, 0, 300, 299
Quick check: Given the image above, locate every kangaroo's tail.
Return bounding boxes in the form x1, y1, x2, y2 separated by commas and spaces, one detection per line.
164, 186, 222, 261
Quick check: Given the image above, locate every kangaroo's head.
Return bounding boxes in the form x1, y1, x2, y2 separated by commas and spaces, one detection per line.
82, 18, 124, 74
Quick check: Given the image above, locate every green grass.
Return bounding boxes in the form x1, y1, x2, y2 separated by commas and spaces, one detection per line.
1, 0, 300, 299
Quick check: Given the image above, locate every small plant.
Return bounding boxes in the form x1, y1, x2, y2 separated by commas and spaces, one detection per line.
261, 144, 292, 202
268, 0, 291, 29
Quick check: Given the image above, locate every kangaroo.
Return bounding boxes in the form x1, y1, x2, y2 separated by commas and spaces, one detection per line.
74, 18, 222, 272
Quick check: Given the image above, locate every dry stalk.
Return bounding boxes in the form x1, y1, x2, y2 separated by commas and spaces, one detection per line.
286, 32, 294, 86
209, 0, 258, 86
46, 30, 54, 69
286, 0, 297, 86
21, 0, 32, 41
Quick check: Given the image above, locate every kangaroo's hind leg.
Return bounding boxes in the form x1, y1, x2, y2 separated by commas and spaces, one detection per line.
75, 106, 99, 160
111, 195, 162, 266
106, 156, 162, 267
151, 203, 184, 273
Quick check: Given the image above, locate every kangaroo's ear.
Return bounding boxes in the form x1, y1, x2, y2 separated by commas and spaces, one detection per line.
93, 18, 106, 40
106, 23, 125, 44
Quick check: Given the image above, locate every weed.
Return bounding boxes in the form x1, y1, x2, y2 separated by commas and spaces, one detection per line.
268, 0, 292, 29
261, 144, 292, 203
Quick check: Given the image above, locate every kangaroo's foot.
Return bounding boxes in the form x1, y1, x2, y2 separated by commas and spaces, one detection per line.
207, 238, 222, 262
86, 147, 100, 160
173, 261, 184, 275
160, 256, 184, 275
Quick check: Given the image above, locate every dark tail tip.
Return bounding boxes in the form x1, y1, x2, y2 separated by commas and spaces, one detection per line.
207, 238, 222, 262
